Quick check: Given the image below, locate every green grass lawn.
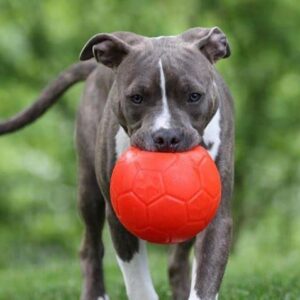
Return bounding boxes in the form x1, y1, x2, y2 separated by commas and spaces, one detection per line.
1, 259, 300, 300
0, 225, 299, 300
0, 251, 299, 300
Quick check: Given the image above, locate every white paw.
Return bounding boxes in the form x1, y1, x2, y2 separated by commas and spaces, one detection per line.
188, 291, 218, 300
97, 295, 109, 300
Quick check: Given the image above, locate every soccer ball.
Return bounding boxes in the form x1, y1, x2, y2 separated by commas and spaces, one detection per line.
110, 146, 221, 244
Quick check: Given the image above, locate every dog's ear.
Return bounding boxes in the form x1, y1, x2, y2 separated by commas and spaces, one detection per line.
181, 27, 231, 64
80, 34, 131, 68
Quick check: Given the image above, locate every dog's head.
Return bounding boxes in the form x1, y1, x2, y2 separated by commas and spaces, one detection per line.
80, 27, 230, 152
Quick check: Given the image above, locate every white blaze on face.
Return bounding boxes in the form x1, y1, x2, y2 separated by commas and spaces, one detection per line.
152, 59, 171, 131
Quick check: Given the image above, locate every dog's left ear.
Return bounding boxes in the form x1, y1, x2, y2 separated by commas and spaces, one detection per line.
181, 27, 231, 64
79, 34, 131, 68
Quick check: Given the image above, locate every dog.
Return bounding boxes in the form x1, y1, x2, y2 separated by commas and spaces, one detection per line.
0, 26, 234, 300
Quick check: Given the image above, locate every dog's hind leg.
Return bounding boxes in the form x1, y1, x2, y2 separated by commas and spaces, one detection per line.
168, 239, 194, 300
78, 159, 107, 300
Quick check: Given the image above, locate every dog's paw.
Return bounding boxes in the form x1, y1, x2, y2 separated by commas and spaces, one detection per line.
97, 295, 109, 300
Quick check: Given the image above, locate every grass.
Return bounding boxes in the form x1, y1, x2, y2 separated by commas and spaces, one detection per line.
0, 224, 300, 300
0, 252, 299, 300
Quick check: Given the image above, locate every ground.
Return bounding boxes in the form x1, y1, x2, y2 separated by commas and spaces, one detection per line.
0, 226, 299, 300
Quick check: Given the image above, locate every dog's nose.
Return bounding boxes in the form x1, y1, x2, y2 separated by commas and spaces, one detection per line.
152, 128, 183, 152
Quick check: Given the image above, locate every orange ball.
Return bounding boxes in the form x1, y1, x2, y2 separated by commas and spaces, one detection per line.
110, 146, 221, 244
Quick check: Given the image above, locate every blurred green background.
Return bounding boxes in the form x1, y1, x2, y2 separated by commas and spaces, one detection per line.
0, 0, 300, 299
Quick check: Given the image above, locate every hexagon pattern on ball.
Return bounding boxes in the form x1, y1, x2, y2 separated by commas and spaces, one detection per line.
110, 146, 221, 244
133, 170, 165, 204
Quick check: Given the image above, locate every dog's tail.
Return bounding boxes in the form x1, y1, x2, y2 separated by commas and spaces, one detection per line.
0, 60, 97, 135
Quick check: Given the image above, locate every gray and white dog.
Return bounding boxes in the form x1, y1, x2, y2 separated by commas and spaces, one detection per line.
0, 26, 234, 300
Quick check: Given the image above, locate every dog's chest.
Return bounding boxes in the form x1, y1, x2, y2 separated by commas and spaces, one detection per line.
115, 109, 221, 160
203, 109, 221, 160
115, 127, 131, 158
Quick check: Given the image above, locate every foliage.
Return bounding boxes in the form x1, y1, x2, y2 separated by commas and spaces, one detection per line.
0, 0, 300, 298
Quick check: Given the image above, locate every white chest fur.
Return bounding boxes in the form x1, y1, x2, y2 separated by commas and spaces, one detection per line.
203, 109, 221, 161
115, 127, 130, 158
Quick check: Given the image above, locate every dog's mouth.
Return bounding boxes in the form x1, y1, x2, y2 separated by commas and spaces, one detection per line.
130, 128, 201, 153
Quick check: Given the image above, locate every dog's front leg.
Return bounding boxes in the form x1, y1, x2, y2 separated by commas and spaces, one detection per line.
188, 213, 232, 300
107, 208, 159, 300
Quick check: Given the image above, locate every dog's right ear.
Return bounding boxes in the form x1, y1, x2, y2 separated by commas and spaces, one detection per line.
80, 34, 131, 68
181, 27, 231, 64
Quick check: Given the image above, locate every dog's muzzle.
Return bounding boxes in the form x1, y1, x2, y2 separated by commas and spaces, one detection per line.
152, 128, 184, 152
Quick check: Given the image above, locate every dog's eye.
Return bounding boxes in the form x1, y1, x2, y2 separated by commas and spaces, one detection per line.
188, 93, 203, 103
130, 94, 144, 104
